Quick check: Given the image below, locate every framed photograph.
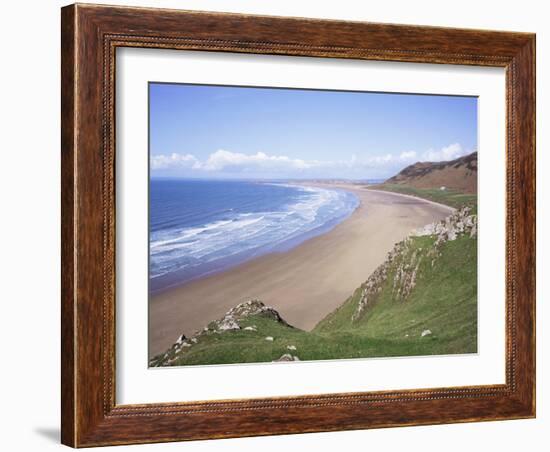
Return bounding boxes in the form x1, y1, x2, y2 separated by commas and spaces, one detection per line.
61, 3, 535, 447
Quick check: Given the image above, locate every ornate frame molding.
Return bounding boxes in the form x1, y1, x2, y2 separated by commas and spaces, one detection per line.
61, 4, 535, 447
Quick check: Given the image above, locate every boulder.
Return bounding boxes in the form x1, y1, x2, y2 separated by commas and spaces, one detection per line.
215, 316, 240, 332
274, 354, 300, 362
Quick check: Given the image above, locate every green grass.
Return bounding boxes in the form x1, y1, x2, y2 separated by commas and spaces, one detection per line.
159, 233, 478, 366
166, 315, 451, 366
371, 184, 477, 213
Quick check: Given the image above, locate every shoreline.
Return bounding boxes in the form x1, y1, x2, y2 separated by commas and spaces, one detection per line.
364, 186, 457, 212
150, 183, 360, 296
149, 184, 451, 358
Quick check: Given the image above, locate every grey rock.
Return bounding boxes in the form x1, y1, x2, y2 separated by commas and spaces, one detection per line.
216, 316, 240, 332
274, 353, 300, 362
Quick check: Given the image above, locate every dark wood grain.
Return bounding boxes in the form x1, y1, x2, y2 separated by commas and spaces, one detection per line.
61, 3, 536, 447
60, 5, 76, 447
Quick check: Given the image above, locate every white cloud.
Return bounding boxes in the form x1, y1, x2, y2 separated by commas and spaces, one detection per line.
151, 153, 199, 170
400, 150, 417, 160
201, 150, 313, 172
420, 143, 467, 162
363, 153, 410, 167
150, 144, 472, 177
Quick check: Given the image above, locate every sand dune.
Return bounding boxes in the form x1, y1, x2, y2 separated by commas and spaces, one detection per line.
149, 186, 453, 358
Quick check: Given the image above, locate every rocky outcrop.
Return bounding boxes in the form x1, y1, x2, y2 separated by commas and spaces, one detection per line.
197, 299, 292, 336
414, 206, 477, 243
352, 237, 418, 321
274, 353, 300, 362
352, 207, 477, 322
149, 299, 292, 367
392, 243, 422, 303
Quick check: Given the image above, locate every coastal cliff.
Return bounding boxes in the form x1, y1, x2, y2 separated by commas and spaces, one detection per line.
150, 205, 478, 367
353, 207, 477, 321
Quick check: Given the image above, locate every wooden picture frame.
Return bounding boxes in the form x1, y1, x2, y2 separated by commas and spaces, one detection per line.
61, 3, 535, 447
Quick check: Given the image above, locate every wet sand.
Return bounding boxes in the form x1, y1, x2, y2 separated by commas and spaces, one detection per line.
149, 185, 453, 357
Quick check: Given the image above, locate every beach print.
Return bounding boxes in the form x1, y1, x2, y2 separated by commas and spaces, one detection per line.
148, 83, 478, 366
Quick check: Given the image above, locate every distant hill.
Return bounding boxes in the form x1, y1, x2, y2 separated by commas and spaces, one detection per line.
385, 152, 477, 193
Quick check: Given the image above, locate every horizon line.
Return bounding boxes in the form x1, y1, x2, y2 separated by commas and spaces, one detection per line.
149, 176, 387, 182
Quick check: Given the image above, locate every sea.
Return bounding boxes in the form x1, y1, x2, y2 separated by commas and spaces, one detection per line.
149, 179, 360, 293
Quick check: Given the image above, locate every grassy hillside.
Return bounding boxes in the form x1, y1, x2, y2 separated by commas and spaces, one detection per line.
384, 151, 477, 193
314, 233, 477, 356
150, 207, 478, 367
151, 310, 433, 366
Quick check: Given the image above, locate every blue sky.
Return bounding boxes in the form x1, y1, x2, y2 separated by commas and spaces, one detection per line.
149, 83, 477, 180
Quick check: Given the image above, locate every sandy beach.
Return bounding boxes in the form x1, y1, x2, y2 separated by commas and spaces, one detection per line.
149, 186, 453, 357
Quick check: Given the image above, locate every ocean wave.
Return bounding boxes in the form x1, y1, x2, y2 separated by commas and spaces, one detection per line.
149, 184, 359, 284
